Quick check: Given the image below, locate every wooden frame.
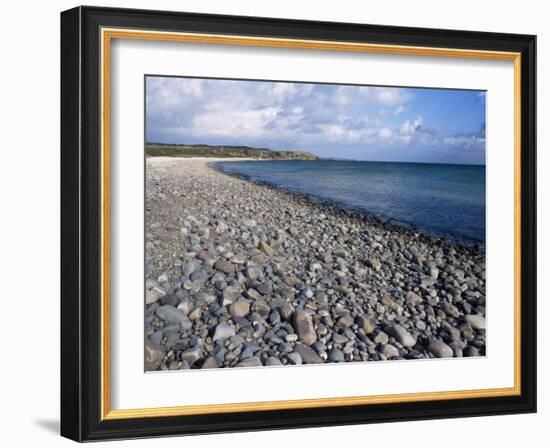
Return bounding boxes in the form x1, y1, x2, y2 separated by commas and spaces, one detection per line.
61, 5, 537, 441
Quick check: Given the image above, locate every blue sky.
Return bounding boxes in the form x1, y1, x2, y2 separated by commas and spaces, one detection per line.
146, 76, 486, 165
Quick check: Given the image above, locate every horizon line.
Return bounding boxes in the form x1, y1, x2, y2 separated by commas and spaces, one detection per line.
146, 141, 486, 167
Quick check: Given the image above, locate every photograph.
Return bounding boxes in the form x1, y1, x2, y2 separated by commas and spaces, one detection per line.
144, 76, 487, 371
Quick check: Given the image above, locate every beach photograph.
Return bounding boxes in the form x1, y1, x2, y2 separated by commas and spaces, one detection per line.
144, 76, 487, 371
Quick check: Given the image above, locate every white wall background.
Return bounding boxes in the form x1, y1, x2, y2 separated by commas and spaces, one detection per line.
0, 0, 546, 445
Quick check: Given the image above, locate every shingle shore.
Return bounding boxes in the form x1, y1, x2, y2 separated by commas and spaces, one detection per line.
145, 157, 486, 370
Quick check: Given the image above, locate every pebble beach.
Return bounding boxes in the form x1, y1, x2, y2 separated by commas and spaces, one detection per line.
145, 157, 487, 370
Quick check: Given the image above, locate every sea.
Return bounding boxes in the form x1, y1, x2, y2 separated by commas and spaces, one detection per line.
214, 160, 486, 246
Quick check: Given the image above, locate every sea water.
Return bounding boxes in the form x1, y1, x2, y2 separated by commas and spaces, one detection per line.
214, 160, 485, 245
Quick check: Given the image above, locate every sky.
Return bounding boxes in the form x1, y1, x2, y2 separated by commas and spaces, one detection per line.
146, 76, 486, 165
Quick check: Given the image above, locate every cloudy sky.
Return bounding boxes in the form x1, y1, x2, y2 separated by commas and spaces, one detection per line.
146, 76, 486, 165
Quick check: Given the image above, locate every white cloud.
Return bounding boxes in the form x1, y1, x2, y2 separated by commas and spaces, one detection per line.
393, 105, 407, 116
193, 107, 280, 137
146, 77, 203, 106
374, 88, 412, 106
146, 76, 485, 163
400, 120, 415, 135
378, 127, 393, 139
400, 116, 423, 135
270, 83, 298, 100
443, 135, 486, 152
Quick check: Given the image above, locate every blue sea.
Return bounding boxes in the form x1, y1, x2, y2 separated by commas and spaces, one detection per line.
214, 160, 486, 245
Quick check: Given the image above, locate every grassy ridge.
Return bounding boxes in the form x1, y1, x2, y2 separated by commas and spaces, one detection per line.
146, 143, 320, 160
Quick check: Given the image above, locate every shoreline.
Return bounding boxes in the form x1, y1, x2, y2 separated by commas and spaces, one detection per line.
209, 159, 485, 250
145, 157, 486, 370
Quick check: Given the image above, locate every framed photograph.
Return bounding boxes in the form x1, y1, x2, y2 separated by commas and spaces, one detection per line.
60, 6, 537, 441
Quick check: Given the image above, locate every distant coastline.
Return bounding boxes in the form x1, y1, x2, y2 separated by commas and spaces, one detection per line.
146, 142, 320, 160
146, 142, 485, 167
